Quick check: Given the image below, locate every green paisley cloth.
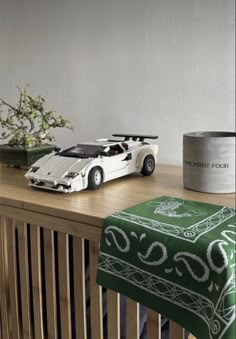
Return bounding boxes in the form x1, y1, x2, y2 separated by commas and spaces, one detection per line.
96, 196, 236, 339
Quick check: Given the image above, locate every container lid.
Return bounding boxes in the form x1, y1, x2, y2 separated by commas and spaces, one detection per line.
184, 131, 236, 138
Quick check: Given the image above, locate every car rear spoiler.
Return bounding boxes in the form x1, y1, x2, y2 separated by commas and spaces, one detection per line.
112, 133, 158, 142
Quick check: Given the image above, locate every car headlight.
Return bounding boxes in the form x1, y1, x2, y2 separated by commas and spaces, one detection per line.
64, 172, 79, 178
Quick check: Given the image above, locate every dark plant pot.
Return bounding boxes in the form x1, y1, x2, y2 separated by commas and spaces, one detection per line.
0, 144, 58, 167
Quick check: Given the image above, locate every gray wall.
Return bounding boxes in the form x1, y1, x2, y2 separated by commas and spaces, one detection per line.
0, 0, 235, 165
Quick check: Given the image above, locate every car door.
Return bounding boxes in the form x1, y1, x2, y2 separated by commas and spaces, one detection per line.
102, 144, 132, 180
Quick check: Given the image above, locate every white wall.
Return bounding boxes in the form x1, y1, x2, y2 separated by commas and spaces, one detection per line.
0, 0, 235, 165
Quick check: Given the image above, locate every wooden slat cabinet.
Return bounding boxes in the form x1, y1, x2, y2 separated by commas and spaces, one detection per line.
1, 165, 234, 339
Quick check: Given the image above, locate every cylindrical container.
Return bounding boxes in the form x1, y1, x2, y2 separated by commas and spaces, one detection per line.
183, 131, 236, 193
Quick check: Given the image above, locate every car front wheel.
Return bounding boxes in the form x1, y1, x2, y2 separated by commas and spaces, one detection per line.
141, 155, 155, 176
87, 167, 103, 190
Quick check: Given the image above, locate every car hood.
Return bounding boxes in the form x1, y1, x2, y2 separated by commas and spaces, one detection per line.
33, 155, 94, 179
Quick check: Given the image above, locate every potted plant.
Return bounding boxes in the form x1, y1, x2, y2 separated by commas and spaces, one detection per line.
0, 84, 73, 166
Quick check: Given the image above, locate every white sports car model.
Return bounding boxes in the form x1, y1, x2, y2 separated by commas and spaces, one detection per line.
25, 134, 159, 193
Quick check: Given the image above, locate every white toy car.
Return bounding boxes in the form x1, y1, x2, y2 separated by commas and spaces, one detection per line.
25, 134, 159, 193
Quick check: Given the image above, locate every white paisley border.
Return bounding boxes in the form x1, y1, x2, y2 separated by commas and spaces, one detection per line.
98, 252, 236, 339
112, 207, 236, 243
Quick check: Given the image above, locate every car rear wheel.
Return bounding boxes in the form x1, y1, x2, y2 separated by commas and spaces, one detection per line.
87, 167, 103, 190
141, 155, 155, 176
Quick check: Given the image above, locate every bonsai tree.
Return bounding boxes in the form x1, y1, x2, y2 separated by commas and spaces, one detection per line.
0, 84, 73, 148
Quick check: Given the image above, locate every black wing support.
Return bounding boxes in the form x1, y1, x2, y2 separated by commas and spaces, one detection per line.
112, 133, 158, 142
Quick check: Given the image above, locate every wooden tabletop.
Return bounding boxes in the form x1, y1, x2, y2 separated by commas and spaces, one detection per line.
0, 165, 235, 228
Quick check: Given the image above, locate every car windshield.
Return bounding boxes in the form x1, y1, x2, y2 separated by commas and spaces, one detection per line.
59, 144, 104, 158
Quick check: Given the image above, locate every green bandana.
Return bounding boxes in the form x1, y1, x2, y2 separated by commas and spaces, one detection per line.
97, 196, 236, 339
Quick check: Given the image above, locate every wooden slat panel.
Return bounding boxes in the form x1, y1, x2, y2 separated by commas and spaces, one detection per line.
126, 298, 139, 339
107, 290, 120, 339
1, 205, 101, 242
58, 232, 72, 339
73, 237, 87, 339
0, 217, 9, 339
0, 311, 2, 339
44, 229, 57, 339
169, 320, 185, 339
17, 222, 32, 339
30, 225, 44, 339
6, 218, 21, 339
147, 309, 161, 339
89, 241, 103, 339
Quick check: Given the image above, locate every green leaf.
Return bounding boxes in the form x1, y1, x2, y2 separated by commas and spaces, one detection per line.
42, 122, 49, 130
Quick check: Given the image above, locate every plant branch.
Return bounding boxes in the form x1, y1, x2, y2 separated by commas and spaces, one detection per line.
0, 99, 18, 113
